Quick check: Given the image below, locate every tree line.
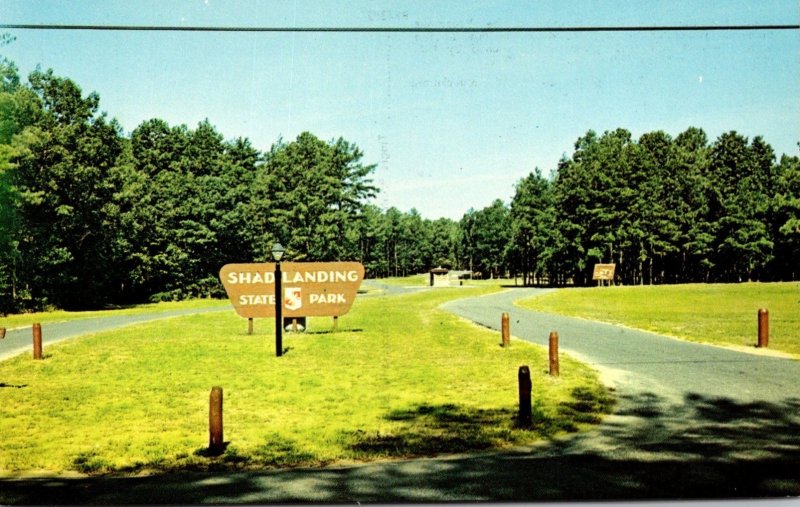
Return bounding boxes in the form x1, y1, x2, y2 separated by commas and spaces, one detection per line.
1, 54, 798, 313
505, 128, 799, 286
0, 57, 468, 312
373, 127, 799, 287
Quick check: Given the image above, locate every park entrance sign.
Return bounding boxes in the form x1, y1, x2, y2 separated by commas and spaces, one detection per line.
592, 263, 616, 286
219, 262, 365, 318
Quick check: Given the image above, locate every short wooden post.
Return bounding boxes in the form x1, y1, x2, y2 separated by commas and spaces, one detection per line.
518, 365, 532, 427
0, 327, 6, 339
501, 312, 510, 347
292, 318, 298, 333
247, 318, 253, 335
209, 386, 224, 454
549, 331, 559, 377
757, 309, 769, 348
333, 316, 338, 332
32, 323, 42, 360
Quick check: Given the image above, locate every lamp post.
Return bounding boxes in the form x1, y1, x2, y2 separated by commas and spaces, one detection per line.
272, 242, 285, 357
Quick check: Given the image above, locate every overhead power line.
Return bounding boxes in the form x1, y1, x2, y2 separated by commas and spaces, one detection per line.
0, 23, 798, 33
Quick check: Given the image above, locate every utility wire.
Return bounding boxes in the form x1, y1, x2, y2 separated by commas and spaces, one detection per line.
0, 23, 798, 33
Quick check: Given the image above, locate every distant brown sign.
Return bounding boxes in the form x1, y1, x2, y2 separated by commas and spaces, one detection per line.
219, 262, 365, 318
592, 263, 616, 281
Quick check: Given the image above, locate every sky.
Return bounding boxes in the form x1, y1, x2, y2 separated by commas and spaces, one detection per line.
1, 0, 798, 220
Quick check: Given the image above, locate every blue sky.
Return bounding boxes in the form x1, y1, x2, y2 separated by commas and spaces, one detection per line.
1, 1, 798, 219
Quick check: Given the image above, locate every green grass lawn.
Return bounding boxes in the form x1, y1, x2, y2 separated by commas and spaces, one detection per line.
0, 285, 612, 475
0, 299, 230, 330
517, 282, 800, 356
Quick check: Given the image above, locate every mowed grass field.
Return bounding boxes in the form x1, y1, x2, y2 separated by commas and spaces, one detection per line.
0, 285, 612, 475
517, 282, 800, 356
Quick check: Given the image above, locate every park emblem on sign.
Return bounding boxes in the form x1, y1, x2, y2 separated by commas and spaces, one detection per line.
219, 262, 365, 318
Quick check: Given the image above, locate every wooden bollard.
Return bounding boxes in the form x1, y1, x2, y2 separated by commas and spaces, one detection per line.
501, 312, 510, 347
32, 323, 42, 360
247, 318, 253, 335
333, 316, 338, 332
757, 309, 769, 348
0, 327, 6, 339
209, 386, 224, 454
518, 365, 532, 427
549, 331, 559, 377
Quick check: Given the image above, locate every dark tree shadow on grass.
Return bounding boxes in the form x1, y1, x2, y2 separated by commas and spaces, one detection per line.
2, 392, 799, 503
348, 404, 514, 457
347, 386, 613, 458
304, 328, 364, 335
0, 382, 27, 388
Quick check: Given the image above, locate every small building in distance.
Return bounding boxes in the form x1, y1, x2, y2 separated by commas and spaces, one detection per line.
429, 267, 450, 287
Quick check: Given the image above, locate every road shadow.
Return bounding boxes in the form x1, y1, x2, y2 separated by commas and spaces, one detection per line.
1, 392, 798, 503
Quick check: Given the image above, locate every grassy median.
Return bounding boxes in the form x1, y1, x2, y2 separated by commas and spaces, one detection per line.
517, 282, 800, 356
0, 284, 612, 475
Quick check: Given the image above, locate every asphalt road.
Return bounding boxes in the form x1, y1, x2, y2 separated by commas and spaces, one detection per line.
0, 306, 229, 361
1, 288, 799, 503
442, 287, 799, 404
442, 287, 800, 496
359, 278, 431, 296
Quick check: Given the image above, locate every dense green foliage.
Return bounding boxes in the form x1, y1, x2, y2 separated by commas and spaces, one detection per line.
503, 128, 800, 286
0, 60, 464, 312
1, 49, 798, 311
0, 62, 387, 311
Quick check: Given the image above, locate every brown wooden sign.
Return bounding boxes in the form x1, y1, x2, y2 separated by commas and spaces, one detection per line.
592, 263, 616, 281
219, 262, 365, 318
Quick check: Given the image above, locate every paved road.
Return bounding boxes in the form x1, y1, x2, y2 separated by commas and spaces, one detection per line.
443, 288, 799, 404
0, 306, 229, 361
1, 288, 798, 503
359, 279, 431, 297
0, 280, 410, 361
442, 288, 800, 495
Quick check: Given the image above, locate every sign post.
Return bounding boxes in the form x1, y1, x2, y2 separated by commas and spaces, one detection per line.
275, 257, 283, 356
